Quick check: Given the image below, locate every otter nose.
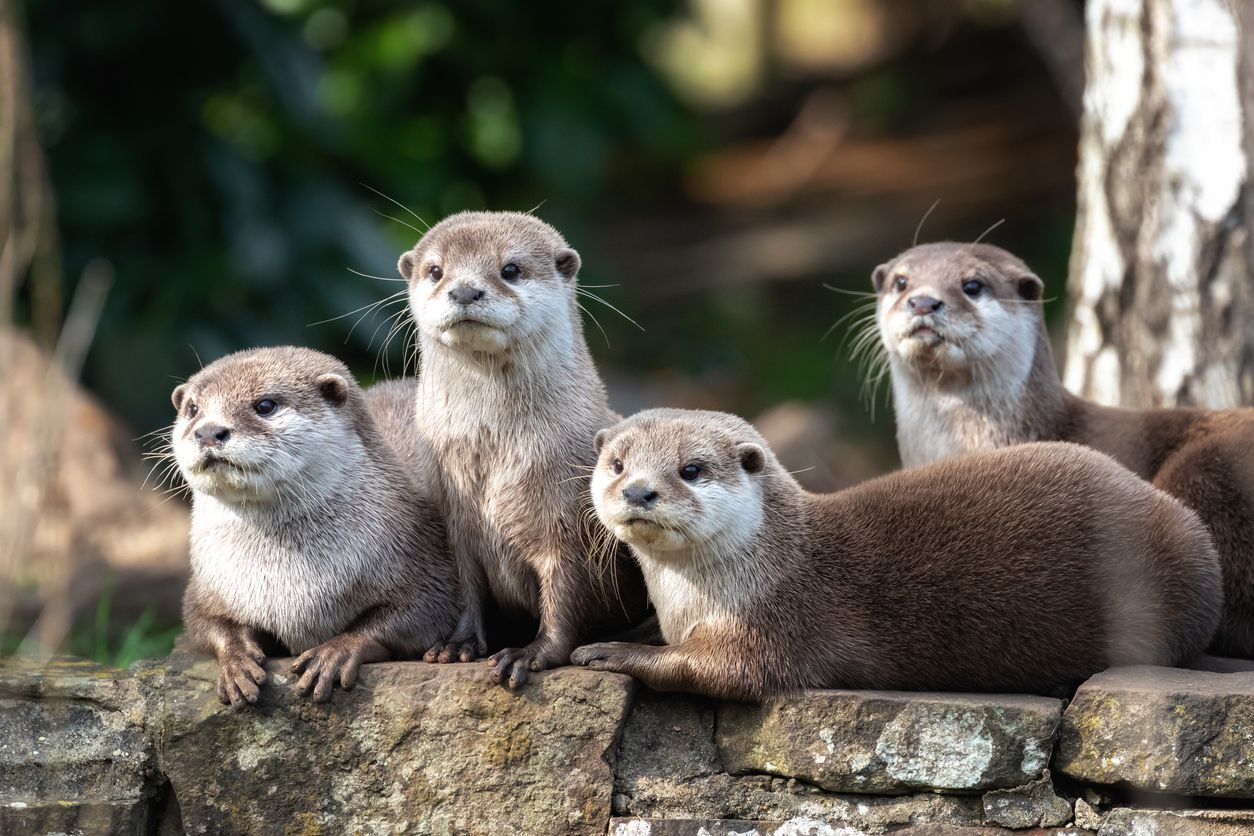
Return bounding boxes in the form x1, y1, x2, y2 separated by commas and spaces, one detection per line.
195, 423, 231, 448
448, 286, 485, 306
908, 295, 943, 315
622, 485, 659, 508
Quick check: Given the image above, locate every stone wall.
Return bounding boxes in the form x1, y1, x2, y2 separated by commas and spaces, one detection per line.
4, 641, 1254, 835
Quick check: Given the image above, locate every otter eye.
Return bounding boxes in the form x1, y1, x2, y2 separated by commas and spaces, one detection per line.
894, 275, 908, 292
428, 265, 443, 282
611, 458, 624, 475
186, 402, 198, 418
962, 279, 984, 298
679, 463, 702, 482
255, 399, 278, 416
501, 263, 521, 282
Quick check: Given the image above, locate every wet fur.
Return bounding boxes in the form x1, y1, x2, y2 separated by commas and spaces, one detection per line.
399, 211, 648, 687
572, 409, 1223, 701
874, 242, 1254, 657
175, 347, 459, 707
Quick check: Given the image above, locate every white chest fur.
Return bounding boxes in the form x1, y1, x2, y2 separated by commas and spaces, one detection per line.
191, 496, 381, 654
637, 549, 767, 644
891, 363, 1032, 469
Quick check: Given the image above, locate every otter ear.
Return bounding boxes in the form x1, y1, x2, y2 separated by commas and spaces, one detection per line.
555, 248, 581, 282
593, 428, 610, 455
871, 263, 890, 293
1016, 272, 1044, 301
737, 443, 765, 475
398, 251, 416, 282
316, 374, 349, 407
171, 383, 188, 412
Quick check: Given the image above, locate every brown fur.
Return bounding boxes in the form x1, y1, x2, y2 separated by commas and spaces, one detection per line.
174, 347, 458, 707
873, 242, 1254, 657
398, 211, 648, 687
572, 410, 1223, 701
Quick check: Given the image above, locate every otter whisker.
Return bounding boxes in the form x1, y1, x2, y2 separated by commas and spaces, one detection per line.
838, 317, 882, 361
972, 218, 1005, 245
577, 301, 611, 349
309, 290, 407, 328
372, 209, 426, 237
913, 198, 942, 247
348, 267, 407, 283
820, 284, 877, 299
360, 183, 430, 230
822, 300, 877, 343
575, 289, 644, 332
348, 295, 409, 345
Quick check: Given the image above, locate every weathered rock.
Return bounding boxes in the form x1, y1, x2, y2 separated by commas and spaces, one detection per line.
717, 690, 1061, 795
1097, 808, 1254, 835
615, 690, 988, 829
608, 819, 1091, 835
1055, 666, 1254, 797
0, 655, 158, 835
1073, 798, 1102, 831
980, 771, 1071, 829
158, 642, 634, 835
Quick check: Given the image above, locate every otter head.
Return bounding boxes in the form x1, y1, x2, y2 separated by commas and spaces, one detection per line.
171, 347, 361, 506
871, 242, 1044, 380
398, 211, 582, 355
591, 409, 775, 559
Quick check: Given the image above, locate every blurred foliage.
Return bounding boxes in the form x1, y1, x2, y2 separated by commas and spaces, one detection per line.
19, 0, 1075, 459
22, 0, 698, 433
2, 577, 182, 666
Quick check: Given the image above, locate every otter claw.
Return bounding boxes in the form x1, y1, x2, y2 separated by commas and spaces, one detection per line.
424, 640, 480, 664
217, 650, 267, 710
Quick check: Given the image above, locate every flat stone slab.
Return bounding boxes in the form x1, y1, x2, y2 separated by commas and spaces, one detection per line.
0, 655, 156, 835
608, 818, 1091, 835
717, 690, 1061, 795
1055, 666, 1254, 798
1097, 808, 1254, 835
159, 643, 635, 835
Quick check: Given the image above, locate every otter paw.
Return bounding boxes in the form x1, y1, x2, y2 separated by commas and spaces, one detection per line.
487, 644, 568, 689
570, 642, 633, 672
291, 636, 385, 703
423, 639, 482, 664
216, 649, 267, 710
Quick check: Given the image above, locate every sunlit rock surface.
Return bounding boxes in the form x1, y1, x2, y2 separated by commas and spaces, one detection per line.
6, 650, 1254, 835
1055, 666, 1254, 797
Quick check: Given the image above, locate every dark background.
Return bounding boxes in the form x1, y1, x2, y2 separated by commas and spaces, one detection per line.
19, 0, 1080, 485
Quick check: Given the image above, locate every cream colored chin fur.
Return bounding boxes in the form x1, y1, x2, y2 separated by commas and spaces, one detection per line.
879, 294, 1039, 469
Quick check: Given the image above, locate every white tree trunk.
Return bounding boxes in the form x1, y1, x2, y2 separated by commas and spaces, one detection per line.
1064, 0, 1254, 409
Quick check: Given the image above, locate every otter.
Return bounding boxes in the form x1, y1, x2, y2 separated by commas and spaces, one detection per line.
870, 242, 1254, 657
173, 347, 459, 708
570, 409, 1223, 701
398, 211, 648, 688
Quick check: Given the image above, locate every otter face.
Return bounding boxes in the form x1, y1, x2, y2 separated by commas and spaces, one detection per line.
872, 242, 1043, 375
398, 212, 581, 355
591, 410, 768, 558
171, 348, 358, 505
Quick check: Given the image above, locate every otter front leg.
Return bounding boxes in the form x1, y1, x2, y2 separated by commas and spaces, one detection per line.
487, 557, 581, 689
289, 605, 406, 702
425, 553, 488, 664
572, 637, 772, 702
185, 599, 268, 710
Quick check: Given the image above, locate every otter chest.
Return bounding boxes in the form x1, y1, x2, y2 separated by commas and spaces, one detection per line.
191, 504, 377, 654
433, 427, 578, 609
641, 558, 739, 644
